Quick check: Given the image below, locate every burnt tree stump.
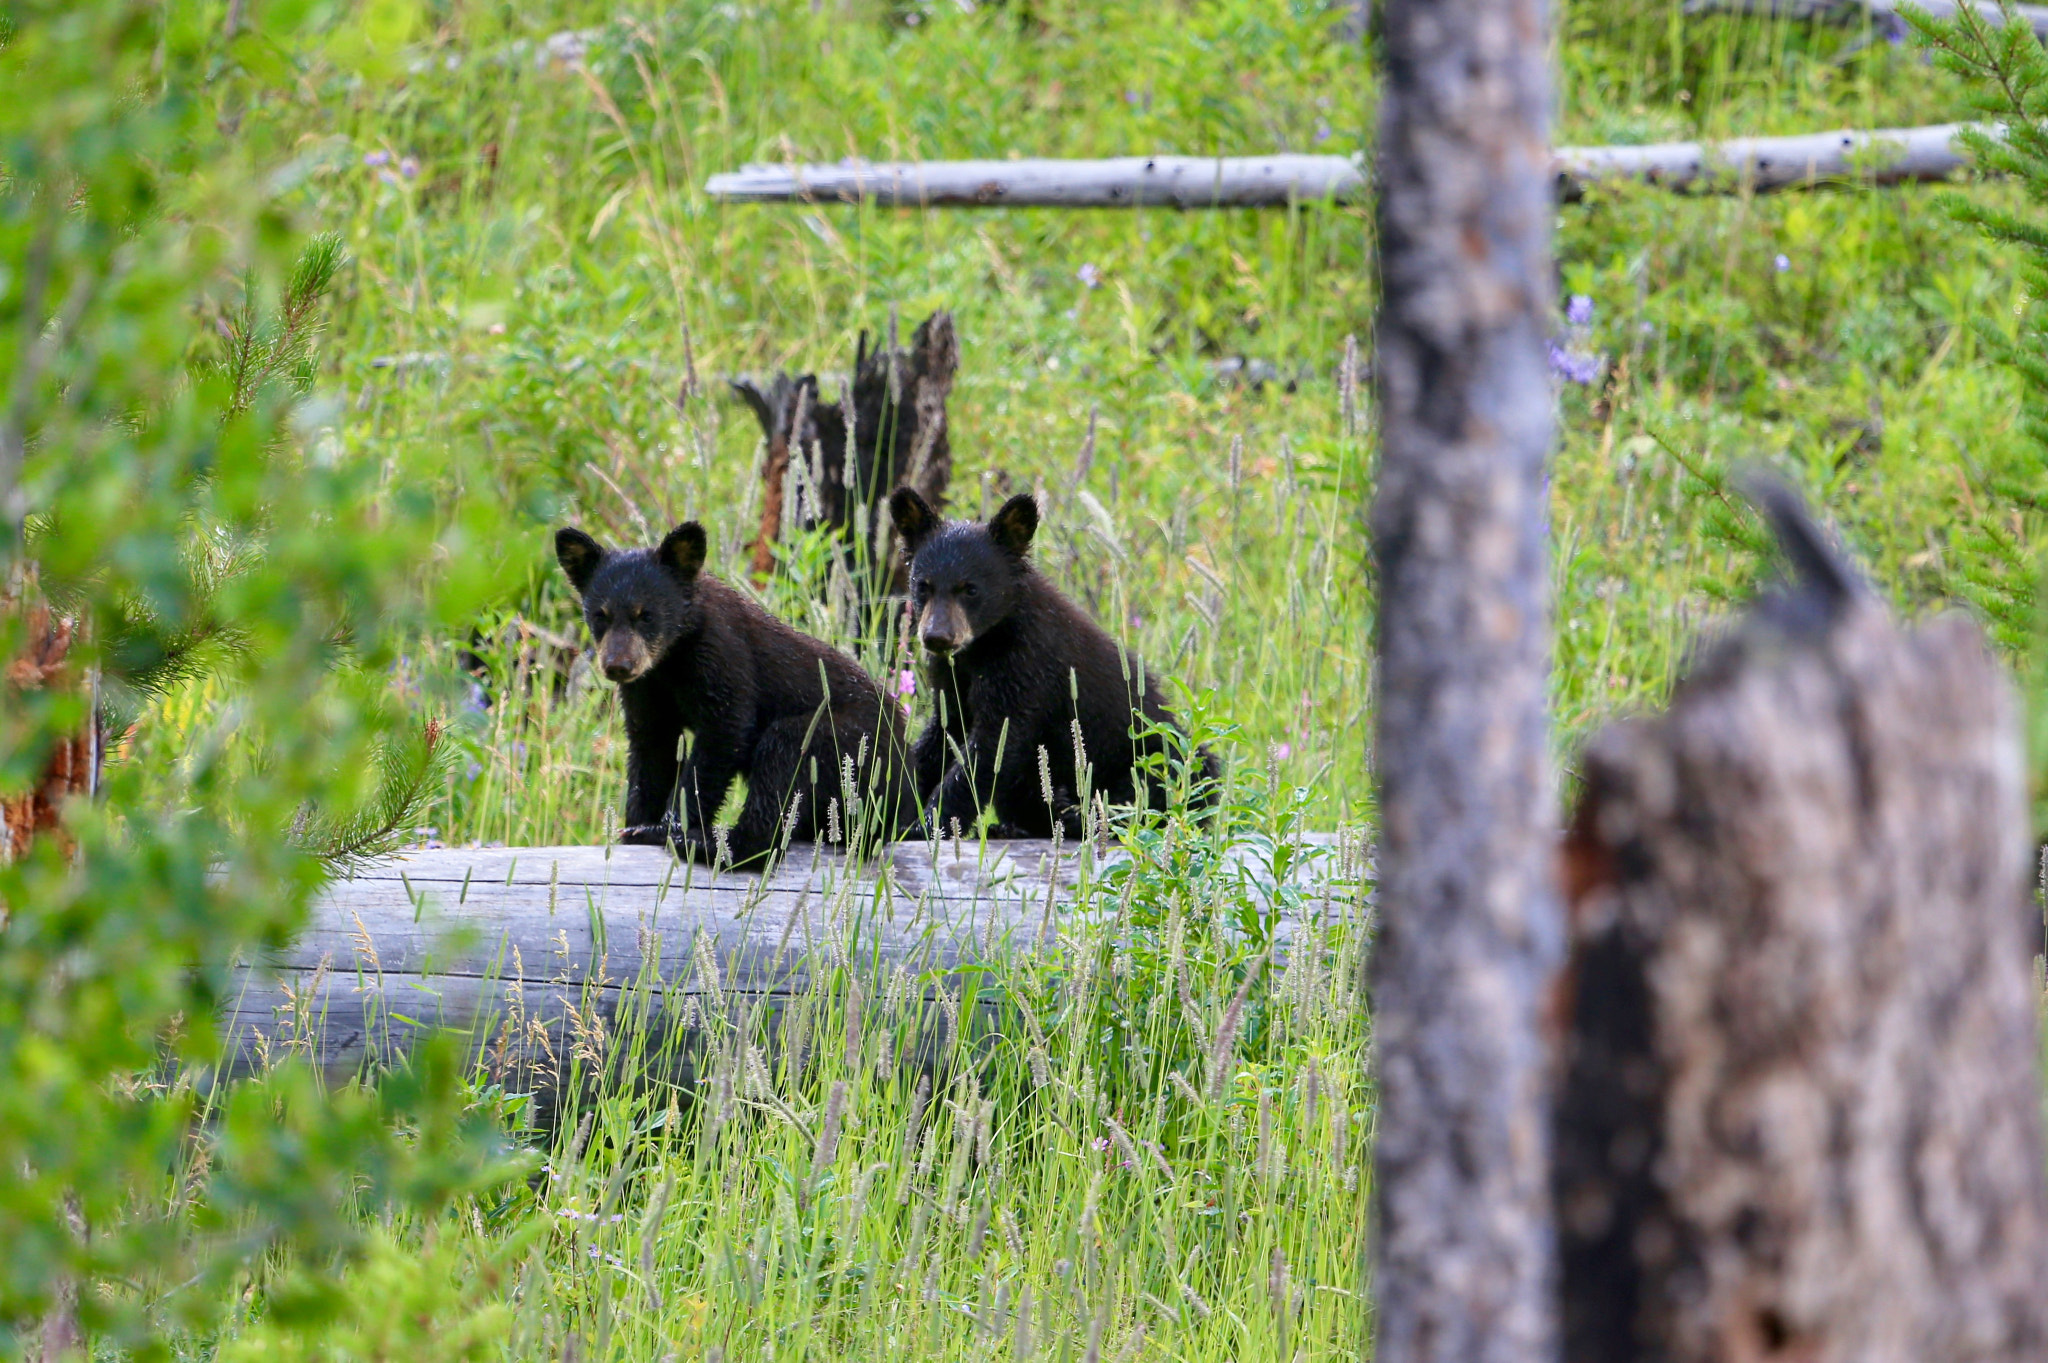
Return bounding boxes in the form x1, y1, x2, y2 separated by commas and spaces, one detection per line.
733, 311, 957, 602
2, 586, 97, 859
1554, 486, 2048, 1363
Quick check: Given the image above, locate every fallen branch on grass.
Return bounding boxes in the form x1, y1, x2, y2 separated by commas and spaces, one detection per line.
1682, 0, 2048, 41
703, 121, 1987, 208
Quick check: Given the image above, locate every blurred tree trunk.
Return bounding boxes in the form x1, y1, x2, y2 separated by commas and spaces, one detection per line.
1367, 0, 1562, 1359
3, 571, 95, 1361
1553, 487, 2048, 1363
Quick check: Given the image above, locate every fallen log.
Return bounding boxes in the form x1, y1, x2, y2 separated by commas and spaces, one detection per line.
1683, 0, 2048, 41
702, 122, 1986, 208
224, 833, 1367, 1100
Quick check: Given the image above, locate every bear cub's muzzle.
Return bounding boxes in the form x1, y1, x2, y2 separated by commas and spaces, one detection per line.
918, 598, 975, 656
598, 629, 655, 682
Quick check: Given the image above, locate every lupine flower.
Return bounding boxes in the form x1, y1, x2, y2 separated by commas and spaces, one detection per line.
362, 150, 391, 168
1314, 120, 1333, 143
1566, 294, 1594, 326
1077, 262, 1101, 290
1774, 253, 1791, 273
399, 156, 420, 180
1548, 339, 1602, 386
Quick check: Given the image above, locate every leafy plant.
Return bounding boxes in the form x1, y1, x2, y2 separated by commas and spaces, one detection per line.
0, 2, 518, 1353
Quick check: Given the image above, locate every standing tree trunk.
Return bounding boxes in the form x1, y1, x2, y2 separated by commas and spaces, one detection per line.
1553, 485, 2048, 1363
1368, 1, 1562, 1360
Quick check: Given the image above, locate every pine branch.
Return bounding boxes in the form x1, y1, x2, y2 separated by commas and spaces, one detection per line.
292, 718, 452, 872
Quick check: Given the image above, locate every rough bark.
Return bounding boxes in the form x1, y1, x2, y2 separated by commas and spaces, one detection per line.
1368, 0, 1562, 1360
702, 122, 1983, 208
1553, 489, 2048, 1363
732, 312, 956, 600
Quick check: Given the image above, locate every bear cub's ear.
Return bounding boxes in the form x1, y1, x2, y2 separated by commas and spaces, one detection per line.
988, 493, 1039, 556
889, 487, 939, 553
657, 521, 708, 580
556, 527, 605, 593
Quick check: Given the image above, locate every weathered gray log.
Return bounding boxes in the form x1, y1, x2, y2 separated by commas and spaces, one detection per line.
706, 155, 1370, 208
225, 834, 1364, 1094
1684, 0, 2048, 40
702, 122, 1985, 208
1558, 120, 1978, 195
1368, 0, 1562, 1358
1553, 488, 2048, 1362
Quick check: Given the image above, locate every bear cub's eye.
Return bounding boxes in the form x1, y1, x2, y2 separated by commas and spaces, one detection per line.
632, 606, 647, 622
959, 582, 978, 599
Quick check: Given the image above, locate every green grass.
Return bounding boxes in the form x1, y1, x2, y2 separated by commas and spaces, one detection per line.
133, 0, 2048, 1356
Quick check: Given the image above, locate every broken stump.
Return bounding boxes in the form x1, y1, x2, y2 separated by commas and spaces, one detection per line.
1554, 488, 2048, 1363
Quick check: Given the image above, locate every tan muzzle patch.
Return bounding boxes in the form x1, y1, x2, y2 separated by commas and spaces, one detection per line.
598, 630, 654, 682
919, 599, 974, 654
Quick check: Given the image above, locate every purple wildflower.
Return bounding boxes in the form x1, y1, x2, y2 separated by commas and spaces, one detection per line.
1548, 339, 1602, 386
1774, 253, 1791, 273
894, 670, 917, 698
377, 170, 401, 189
1881, 12, 1908, 45
363, 150, 391, 168
1314, 119, 1333, 144
399, 156, 420, 180
1272, 742, 1292, 761
1077, 263, 1101, 290
1566, 294, 1594, 327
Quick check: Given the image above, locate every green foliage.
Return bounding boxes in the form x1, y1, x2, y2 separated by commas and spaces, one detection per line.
4, 0, 2046, 1356
0, 1, 519, 1353
1903, 0, 2048, 652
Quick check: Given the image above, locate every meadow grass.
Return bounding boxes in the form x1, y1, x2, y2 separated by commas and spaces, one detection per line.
139, 0, 2048, 1356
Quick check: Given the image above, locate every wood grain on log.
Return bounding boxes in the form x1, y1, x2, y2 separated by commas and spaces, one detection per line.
702, 123, 1983, 209
1368, 0, 1562, 1359
1684, 0, 2048, 41
224, 834, 1365, 1092
1554, 536, 2048, 1360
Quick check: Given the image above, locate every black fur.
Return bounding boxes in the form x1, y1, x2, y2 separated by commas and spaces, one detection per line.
553, 522, 917, 863
889, 488, 1219, 837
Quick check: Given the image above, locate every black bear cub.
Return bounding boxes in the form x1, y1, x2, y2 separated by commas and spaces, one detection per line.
889, 488, 1218, 837
555, 521, 916, 863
